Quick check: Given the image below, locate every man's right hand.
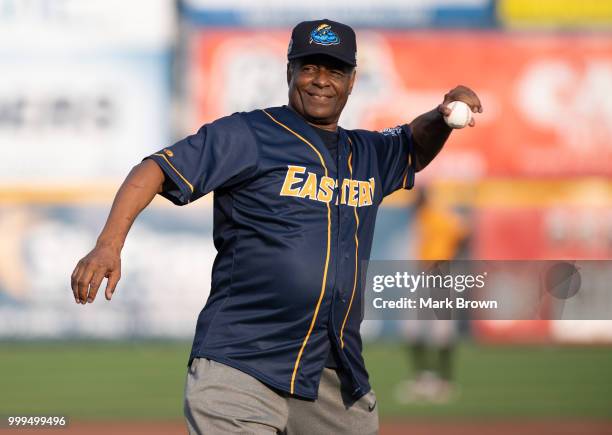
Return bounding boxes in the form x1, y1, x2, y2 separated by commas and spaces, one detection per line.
71, 242, 121, 304
69, 159, 166, 305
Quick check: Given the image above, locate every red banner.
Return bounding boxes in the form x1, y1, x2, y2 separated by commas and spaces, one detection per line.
188, 30, 612, 178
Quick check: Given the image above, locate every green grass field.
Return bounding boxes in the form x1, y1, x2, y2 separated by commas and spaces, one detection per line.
1, 341, 611, 421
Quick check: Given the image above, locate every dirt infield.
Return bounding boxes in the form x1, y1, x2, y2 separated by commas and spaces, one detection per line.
2, 420, 612, 435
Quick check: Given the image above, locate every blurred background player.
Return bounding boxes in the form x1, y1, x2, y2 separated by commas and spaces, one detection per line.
396, 186, 471, 404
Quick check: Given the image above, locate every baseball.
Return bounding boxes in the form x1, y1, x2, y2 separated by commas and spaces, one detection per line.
444, 101, 472, 129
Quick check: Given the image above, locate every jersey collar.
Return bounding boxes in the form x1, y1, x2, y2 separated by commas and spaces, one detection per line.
271, 105, 349, 174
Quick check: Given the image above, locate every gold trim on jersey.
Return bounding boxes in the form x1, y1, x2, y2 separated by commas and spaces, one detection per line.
262, 109, 332, 395
153, 153, 195, 193
402, 151, 412, 189
340, 141, 360, 348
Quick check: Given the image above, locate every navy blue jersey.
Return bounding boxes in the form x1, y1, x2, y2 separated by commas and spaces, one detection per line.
146, 106, 415, 400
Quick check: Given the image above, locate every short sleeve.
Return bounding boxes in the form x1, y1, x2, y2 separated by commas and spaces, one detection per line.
374, 124, 416, 197
144, 113, 259, 205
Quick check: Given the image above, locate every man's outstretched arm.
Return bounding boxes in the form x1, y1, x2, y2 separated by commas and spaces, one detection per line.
409, 85, 482, 172
71, 159, 165, 304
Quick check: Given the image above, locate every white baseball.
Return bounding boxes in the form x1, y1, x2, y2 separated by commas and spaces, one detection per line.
444, 101, 472, 129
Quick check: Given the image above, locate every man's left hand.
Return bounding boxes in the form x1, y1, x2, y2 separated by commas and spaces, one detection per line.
437, 85, 483, 127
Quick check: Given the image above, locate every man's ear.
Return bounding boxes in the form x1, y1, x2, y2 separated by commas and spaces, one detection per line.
287, 62, 292, 86
348, 69, 357, 95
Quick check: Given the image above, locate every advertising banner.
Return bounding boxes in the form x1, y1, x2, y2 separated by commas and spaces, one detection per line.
0, 0, 175, 184
474, 204, 612, 259
181, 0, 496, 28
187, 30, 612, 178
498, 0, 612, 29
0, 202, 214, 339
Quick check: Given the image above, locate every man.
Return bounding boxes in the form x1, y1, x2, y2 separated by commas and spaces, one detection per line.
71, 19, 482, 435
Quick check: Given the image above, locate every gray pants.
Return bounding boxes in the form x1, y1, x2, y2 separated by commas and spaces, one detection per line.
184, 358, 379, 435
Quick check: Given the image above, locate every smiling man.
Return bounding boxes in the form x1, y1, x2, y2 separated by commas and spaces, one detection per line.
71, 19, 482, 435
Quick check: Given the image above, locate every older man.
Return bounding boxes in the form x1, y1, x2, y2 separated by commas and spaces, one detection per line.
71, 19, 482, 435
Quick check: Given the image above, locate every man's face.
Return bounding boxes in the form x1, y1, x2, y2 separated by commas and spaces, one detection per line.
287, 54, 356, 129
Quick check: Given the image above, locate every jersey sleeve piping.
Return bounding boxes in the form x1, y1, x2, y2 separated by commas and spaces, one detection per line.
153, 153, 195, 193
400, 124, 416, 190
145, 153, 194, 205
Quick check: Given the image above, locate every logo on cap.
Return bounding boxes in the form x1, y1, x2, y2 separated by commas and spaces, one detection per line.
309, 24, 340, 46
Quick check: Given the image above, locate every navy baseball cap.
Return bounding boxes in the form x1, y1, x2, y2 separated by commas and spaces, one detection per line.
287, 19, 357, 67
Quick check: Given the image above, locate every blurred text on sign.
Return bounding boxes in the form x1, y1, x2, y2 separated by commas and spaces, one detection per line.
187, 30, 612, 178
